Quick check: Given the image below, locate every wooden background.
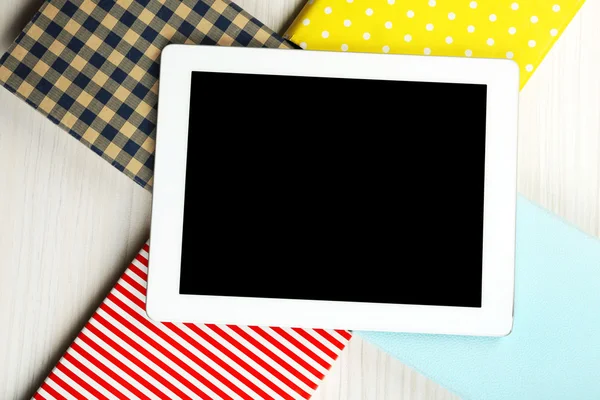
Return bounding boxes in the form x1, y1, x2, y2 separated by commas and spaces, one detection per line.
1, 0, 598, 398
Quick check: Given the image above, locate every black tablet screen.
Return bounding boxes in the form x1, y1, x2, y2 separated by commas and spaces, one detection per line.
180, 71, 487, 308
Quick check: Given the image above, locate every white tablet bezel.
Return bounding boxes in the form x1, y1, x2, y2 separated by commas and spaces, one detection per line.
147, 44, 518, 336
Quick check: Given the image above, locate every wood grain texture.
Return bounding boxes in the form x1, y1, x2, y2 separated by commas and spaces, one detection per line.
0, 0, 598, 399
517, 0, 600, 238
0, 82, 153, 399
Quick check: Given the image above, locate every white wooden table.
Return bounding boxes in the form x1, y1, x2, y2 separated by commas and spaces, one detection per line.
1, 0, 599, 399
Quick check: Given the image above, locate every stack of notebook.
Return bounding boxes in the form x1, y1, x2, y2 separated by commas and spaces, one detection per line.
2, 0, 595, 398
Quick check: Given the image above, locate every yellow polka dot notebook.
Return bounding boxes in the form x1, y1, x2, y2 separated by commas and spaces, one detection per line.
285, 0, 585, 88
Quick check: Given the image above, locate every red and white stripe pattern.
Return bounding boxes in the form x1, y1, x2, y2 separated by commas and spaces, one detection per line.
34, 244, 352, 400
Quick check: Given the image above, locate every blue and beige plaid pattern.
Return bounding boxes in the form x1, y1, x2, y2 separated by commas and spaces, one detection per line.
0, 0, 293, 190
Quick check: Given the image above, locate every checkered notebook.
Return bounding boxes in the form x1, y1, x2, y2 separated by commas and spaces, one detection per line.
0, 0, 293, 190
34, 244, 352, 399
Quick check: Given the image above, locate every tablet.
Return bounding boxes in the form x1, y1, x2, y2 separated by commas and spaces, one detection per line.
147, 45, 518, 336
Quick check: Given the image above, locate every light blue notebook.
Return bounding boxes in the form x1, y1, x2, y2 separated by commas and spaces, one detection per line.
359, 196, 600, 400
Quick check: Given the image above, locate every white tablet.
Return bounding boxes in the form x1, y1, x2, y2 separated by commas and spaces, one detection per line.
147, 44, 518, 336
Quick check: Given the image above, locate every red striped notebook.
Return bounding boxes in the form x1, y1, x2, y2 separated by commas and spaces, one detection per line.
34, 244, 352, 399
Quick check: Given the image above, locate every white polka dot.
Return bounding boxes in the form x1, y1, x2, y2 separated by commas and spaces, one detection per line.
448, 12, 456, 20
511, 2, 519, 10
426, 23, 434, 31
341, 44, 349, 51
344, 19, 352, 27
363, 32, 371, 40
346, 0, 353, 2
465, 49, 473, 56
388, 0, 395, 4
429, 0, 436, 6
487, 38, 495, 46
366, 8, 374, 16
324, 6, 332, 14
530, 15, 538, 23
506, 51, 514, 59
467, 25, 475, 33
407, 10, 415, 18
550, 28, 558, 36
404, 34, 412, 42
446, 36, 453, 44
489, 14, 497, 22
470, 1, 477, 8
528, 39, 536, 47
322, 31, 330, 38
299, 42, 307, 49
424, 47, 431, 55
508, 27, 517, 34
385, 21, 392, 29
382, 45, 390, 53
553, 4, 560, 11
526, 64, 534, 72
303, 18, 310, 26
